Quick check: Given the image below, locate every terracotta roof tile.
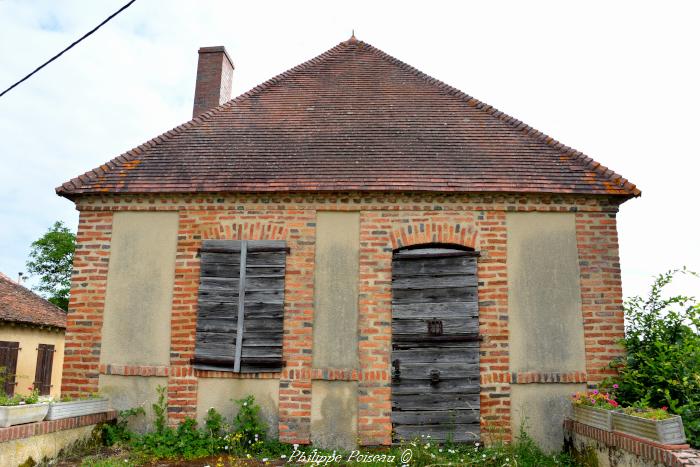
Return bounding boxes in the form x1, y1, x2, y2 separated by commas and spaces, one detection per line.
0, 273, 66, 329
57, 39, 640, 199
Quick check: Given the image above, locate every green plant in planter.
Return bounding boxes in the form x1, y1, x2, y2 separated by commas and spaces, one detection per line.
571, 390, 620, 410
59, 392, 104, 403
620, 406, 674, 421
0, 388, 40, 406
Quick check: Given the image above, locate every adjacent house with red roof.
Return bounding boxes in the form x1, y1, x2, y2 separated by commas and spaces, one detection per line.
56, 37, 638, 451
0, 272, 65, 399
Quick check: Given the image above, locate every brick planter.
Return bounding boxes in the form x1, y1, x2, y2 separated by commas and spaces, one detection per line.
0, 403, 49, 428
571, 405, 614, 431
613, 411, 686, 445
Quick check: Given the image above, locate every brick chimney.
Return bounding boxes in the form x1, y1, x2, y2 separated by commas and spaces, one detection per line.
192, 46, 234, 118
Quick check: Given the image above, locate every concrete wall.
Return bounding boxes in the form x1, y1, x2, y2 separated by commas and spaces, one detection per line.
0, 424, 95, 466
311, 381, 358, 451
506, 212, 586, 374
98, 375, 166, 433
507, 212, 587, 452
565, 428, 666, 467
312, 212, 360, 369
0, 325, 64, 398
511, 383, 585, 453
196, 379, 279, 439
100, 212, 178, 366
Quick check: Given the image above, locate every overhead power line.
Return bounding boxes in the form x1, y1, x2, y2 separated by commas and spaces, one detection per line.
0, 0, 137, 98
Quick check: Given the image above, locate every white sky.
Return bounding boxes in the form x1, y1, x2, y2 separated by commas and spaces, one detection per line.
1, 0, 698, 299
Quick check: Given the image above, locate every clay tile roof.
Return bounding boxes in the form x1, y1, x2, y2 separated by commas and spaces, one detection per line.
56, 39, 640, 199
0, 273, 66, 329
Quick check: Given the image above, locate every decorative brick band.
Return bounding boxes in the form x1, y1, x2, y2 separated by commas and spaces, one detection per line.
565, 420, 700, 466
310, 368, 359, 381
195, 370, 281, 379
480, 371, 588, 385
282, 368, 389, 382
100, 364, 170, 377
0, 410, 117, 443
512, 371, 588, 384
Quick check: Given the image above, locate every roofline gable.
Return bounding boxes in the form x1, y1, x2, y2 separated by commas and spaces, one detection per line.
56, 39, 640, 199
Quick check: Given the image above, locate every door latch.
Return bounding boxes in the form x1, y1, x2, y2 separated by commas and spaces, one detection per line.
427, 319, 443, 336
392, 359, 401, 380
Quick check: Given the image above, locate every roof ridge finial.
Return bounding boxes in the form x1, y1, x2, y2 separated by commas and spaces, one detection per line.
348, 29, 357, 44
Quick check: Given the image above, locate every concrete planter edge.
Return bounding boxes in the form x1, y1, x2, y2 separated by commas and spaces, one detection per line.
46, 398, 111, 421
571, 404, 614, 431
612, 411, 687, 445
0, 402, 50, 428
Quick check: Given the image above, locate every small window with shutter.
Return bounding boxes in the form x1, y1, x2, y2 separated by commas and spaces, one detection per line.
34, 344, 55, 395
0, 341, 19, 396
193, 240, 286, 373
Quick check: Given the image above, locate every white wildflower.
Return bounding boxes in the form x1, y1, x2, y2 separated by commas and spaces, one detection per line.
280, 454, 287, 459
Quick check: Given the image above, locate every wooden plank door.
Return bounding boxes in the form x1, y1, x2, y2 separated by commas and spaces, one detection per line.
34, 344, 55, 395
391, 247, 480, 443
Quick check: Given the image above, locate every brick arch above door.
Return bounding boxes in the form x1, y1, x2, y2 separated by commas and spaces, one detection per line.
389, 220, 479, 251
197, 221, 288, 240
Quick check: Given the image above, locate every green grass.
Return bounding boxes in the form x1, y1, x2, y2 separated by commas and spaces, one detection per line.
69, 433, 581, 466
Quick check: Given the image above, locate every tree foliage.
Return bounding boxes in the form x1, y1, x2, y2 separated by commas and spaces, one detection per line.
605, 268, 700, 446
26, 221, 76, 310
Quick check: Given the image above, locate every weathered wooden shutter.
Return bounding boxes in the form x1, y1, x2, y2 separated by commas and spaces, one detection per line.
0, 341, 20, 396
193, 240, 286, 373
34, 344, 55, 395
391, 247, 480, 443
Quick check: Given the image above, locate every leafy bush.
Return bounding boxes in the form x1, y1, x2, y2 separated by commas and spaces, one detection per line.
130, 386, 276, 460
102, 406, 145, 446
604, 268, 700, 446
230, 395, 267, 447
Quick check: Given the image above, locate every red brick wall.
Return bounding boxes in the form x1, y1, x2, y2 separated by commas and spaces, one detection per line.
61, 211, 113, 397
64, 193, 625, 444
576, 212, 625, 386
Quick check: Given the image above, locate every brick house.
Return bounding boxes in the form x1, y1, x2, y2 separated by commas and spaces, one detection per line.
0, 273, 66, 399
56, 37, 639, 451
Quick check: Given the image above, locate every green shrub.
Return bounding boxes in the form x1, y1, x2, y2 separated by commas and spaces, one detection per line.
123, 388, 276, 460
604, 268, 700, 446
101, 406, 145, 446
231, 395, 267, 447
